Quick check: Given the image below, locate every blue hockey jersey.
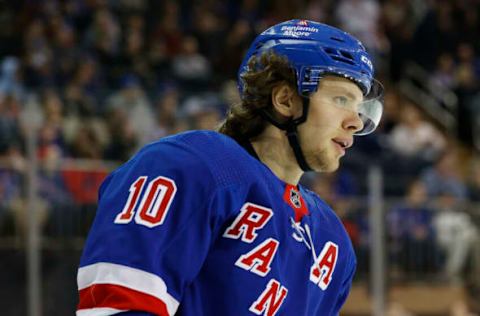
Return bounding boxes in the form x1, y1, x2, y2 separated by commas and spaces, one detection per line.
77, 130, 356, 316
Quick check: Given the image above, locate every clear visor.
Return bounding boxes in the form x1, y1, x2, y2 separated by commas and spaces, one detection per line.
356, 78, 384, 135
299, 67, 384, 136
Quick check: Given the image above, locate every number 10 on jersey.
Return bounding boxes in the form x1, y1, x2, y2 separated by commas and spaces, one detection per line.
114, 176, 177, 228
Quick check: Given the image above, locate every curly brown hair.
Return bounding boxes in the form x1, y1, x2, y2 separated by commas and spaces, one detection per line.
217, 51, 297, 141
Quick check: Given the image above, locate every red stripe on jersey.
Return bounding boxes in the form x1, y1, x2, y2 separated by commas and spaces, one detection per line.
78, 283, 170, 316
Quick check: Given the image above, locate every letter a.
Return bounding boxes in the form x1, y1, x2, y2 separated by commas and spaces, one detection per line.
235, 238, 279, 277
310, 241, 338, 290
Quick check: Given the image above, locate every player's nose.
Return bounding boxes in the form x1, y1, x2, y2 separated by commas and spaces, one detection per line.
343, 111, 364, 133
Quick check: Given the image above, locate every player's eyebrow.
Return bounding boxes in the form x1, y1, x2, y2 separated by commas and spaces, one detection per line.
328, 86, 362, 102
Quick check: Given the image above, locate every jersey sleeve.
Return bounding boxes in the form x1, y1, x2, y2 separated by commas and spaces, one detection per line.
76, 139, 239, 316
331, 246, 357, 316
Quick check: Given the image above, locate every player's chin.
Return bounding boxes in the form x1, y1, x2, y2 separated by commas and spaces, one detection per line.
321, 161, 340, 173
311, 155, 340, 173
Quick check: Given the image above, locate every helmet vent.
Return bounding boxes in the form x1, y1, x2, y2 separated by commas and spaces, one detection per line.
331, 56, 355, 65
324, 47, 355, 65
324, 47, 336, 54
330, 36, 345, 42
340, 51, 353, 60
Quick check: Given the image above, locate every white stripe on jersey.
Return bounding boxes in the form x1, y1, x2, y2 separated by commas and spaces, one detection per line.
78, 262, 179, 315
76, 307, 126, 316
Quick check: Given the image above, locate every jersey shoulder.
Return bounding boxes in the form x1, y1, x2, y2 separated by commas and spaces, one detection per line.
140, 130, 260, 187
99, 130, 260, 203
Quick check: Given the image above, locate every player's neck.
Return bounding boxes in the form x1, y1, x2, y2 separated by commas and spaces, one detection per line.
250, 127, 303, 185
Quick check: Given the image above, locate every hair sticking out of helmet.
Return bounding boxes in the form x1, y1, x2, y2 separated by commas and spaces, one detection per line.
237, 19, 384, 136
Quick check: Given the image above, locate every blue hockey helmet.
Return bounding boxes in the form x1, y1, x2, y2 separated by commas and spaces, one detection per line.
238, 19, 383, 136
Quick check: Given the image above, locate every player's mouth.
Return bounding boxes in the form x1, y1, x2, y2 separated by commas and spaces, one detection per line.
331, 138, 353, 156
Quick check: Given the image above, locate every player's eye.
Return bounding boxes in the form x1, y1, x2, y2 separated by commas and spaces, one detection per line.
333, 96, 349, 107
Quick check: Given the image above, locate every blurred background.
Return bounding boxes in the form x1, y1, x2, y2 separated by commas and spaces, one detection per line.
0, 0, 479, 315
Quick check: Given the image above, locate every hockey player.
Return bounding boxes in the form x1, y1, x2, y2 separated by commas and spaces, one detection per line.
77, 19, 383, 316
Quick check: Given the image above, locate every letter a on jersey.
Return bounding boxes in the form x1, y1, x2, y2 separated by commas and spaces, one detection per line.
310, 241, 338, 290
223, 203, 273, 243
235, 238, 279, 277
249, 279, 288, 316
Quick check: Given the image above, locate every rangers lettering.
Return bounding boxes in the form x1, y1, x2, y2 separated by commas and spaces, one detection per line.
223, 203, 273, 243
310, 241, 339, 290
249, 279, 288, 316
235, 238, 279, 277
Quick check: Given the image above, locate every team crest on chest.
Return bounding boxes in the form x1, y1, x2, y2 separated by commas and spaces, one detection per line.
283, 184, 309, 222
290, 189, 301, 208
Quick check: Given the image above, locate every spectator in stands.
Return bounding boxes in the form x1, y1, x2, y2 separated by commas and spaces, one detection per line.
38, 145, 74, 237
420, 149, 468, 200
388, 101, 446, 162
70, 125, 104, 160
172, 35, 212, 92
23, 19, 55, 89
148, 86, 187, 142
105, 74, 154, 146
50, 21, 81, 90
115, 14, 150, 87
430, 53, 456, 91
433, 190, 480, 285
0, 147, 23, 234
387, 180, 439, 277
37, 90, 68, 159
84, 8, 121, 62
181, 93, 223, 130
67, 56, 103, 113
0, 94, 22, 155
0, 57, 25, 102
152, 1, 183, 58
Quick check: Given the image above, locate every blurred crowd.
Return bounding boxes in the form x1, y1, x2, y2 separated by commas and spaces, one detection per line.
0, 0, 480, 308
0, 0, 479, 160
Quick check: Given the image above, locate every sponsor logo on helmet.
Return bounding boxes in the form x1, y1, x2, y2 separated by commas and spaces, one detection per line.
361, 55, 373, 71
280, 25, 319, 37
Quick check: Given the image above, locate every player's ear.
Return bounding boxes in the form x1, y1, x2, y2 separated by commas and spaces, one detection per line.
271, 83, 302, 118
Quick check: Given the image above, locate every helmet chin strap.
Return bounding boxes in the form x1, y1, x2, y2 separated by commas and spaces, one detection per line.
259, 97, 313, 172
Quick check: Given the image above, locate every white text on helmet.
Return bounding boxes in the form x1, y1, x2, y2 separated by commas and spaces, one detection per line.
280, 26, 319, 33
361, 55, 373, 71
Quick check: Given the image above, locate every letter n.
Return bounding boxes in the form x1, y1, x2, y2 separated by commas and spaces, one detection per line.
249, 279, 288, 316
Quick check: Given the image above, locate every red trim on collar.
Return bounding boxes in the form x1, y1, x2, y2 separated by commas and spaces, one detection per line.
283, 184, 309, 222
